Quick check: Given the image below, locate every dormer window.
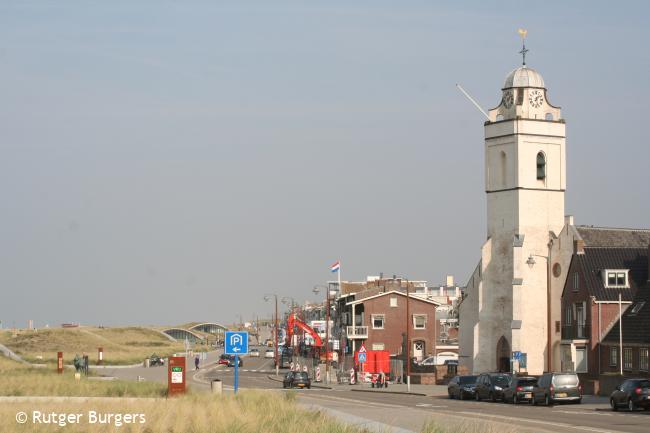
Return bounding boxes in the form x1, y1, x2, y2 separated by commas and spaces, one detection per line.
604, 269, 629, 288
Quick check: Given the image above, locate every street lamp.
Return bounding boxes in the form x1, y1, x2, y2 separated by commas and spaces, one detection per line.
404, 277, 411, 392
527, 252, 552, 373
313, 284, 332, 384
264, 294, 280, 376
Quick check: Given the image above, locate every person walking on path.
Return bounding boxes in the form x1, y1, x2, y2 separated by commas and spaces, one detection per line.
194, 354, 200, 370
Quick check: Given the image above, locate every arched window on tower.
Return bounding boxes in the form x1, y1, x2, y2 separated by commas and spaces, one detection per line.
536, 152, 546, 181
500, 151, 507, 187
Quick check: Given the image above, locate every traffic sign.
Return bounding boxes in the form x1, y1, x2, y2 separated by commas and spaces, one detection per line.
512, 351, 521, 361
358, 352, 367, 363
225, 331, 249, 355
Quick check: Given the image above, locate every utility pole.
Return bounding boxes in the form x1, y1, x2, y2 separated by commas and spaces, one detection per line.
264, 294, 280, 376
405, 277, 411, 392
274, 296, 279, 376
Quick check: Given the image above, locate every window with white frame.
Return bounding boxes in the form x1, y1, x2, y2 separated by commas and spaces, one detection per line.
604, 270, 629, 288
610, 346, 618, 366
624, 347, 633, 370
413, 314, 427, 329
565, 306, 572, 325
371, 314, 385, 330
572, 272, 579, 292
640, 348, 649, 371
390, 297, 398, 307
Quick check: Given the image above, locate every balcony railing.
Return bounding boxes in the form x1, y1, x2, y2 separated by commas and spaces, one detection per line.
346, 326, 368, 339
561, 324, 590, 340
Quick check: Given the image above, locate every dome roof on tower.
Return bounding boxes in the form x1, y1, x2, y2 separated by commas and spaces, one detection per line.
503, 66, 545, 89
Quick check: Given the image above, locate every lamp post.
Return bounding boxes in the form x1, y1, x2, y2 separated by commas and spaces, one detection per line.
527, 248, 552, 373
404, 277, 411, 392
264, 294, 279, 376
313, 284, 331, 384
281, 296, 298, 353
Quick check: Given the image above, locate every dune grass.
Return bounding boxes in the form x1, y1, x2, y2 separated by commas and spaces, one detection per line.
0, 327, 184, 365
0, 391, 374, 433
0, 355, 166, 397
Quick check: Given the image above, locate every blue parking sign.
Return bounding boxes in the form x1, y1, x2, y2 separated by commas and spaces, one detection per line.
225, 331, 249, 355
358, 352, 367, 363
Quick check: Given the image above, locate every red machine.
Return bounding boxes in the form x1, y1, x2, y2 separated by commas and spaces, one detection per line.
354, 349, 390, 374
286, 313, 323, 347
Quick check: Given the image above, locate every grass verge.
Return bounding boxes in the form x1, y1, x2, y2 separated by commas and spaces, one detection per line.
0, 356, 166, 397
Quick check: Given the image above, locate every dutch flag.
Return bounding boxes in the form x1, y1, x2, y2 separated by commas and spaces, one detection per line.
330, 260, 340, 273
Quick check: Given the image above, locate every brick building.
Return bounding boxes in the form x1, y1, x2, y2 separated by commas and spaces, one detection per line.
338, 288, 440, 361
560, 227, 650, 383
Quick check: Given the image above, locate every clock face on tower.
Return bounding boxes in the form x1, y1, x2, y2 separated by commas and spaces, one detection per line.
502, 90, 514, 109
529, 89, 544, 108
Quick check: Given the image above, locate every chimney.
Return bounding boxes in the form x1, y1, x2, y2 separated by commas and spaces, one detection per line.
574, 239, 585, 255
446, 275, 454, 287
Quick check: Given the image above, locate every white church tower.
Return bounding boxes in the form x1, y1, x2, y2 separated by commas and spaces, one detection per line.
460, 39, 566, 375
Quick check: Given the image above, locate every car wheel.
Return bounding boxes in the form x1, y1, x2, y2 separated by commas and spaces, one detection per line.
610, 399, 617, 411
628, 399, 635, 412
490, 392, 496, 402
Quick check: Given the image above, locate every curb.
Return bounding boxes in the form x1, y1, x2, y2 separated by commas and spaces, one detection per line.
351, 388, 427, 397
267, 375, 332, 390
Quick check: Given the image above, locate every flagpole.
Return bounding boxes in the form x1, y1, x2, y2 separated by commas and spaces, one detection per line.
338, 260, 341, 296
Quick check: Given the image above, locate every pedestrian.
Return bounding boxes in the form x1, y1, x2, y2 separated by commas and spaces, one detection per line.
194, 354, 200, 370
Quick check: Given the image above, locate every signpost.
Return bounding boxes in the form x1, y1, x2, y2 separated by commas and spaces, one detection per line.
57, 352, 63, 374
357, 344, 367, 372
98, 347, 103, 365
168, 356, 186, 396
225, 331, 249, 394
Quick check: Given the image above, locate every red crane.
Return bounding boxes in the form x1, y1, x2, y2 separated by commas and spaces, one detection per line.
286, 313, 323, 347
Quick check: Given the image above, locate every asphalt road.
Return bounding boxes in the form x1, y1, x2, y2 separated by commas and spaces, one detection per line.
101, 350, 650, 433
300, 389, 650, 433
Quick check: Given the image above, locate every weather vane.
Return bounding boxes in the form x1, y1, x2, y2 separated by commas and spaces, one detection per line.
518, 28, 528, 66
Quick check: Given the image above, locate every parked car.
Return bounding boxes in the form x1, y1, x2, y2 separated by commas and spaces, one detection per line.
610, 379, 650, 411
227, 356, 243, 367
475, 373, 512, 402
249, 348, 260, 357
283, 371, 311, 389
447, 375, 478, 400
218, 354, 230, 365
265, 349, 275, 358
503, 376, 537, 404
532, 373, 582, 405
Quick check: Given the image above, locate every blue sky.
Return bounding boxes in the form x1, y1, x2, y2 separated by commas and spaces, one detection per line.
1, 1, 649, 326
